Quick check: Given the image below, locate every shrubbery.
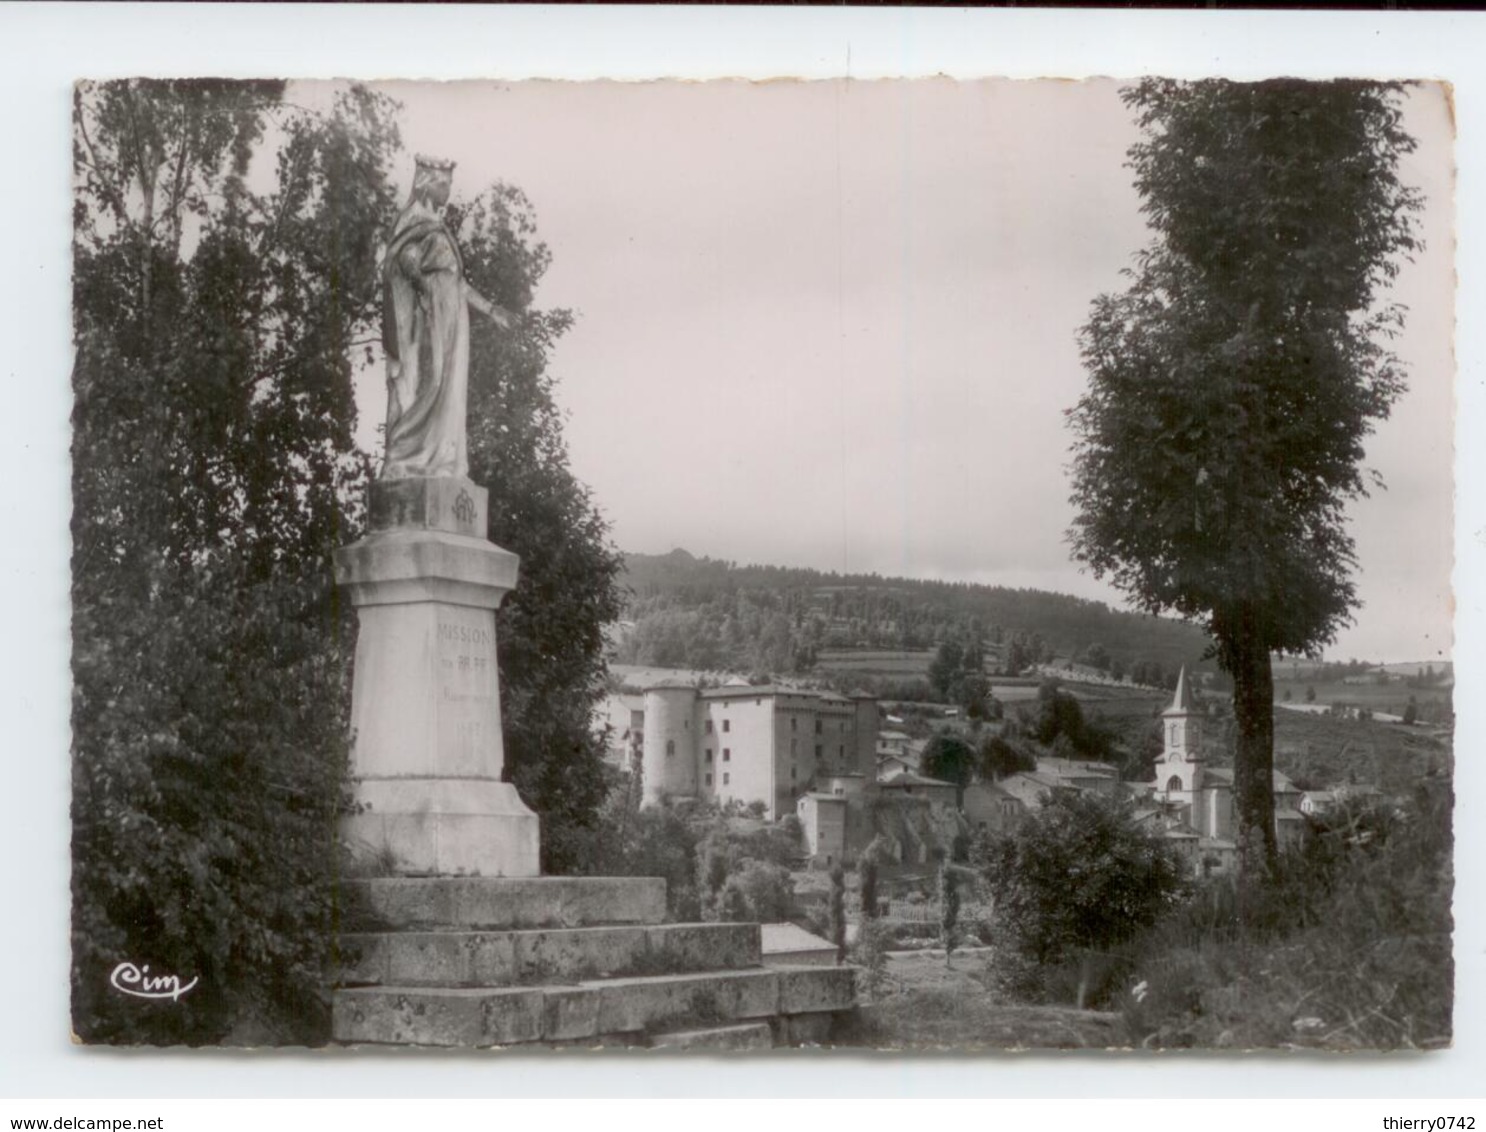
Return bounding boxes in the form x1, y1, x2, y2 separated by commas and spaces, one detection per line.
982, 791, 1189, 1008
1119, 781, 1452, 1049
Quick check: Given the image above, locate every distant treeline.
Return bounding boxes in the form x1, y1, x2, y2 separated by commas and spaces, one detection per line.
614, 549, 1214, 687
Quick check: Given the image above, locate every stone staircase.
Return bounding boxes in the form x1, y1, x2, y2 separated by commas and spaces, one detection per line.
332, 876, 856, 1049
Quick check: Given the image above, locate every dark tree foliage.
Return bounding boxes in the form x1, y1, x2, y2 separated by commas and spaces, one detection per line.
71, 80, 400, 1043
1069, 80, 1422, 872
983, 791, 1190, 1003
979, 734, 1037, 781
921, 729, 976, 801
828, 863, 847, 965
453, 187, 626, 874
938, 860, 961, 968
859, 835, 886, 919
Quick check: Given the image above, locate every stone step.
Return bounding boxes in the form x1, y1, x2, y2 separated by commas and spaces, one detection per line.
338, 922, 761, 988
648, 1021, 775, 1051
340, 876, 667, 931
332, 965, 856, 1048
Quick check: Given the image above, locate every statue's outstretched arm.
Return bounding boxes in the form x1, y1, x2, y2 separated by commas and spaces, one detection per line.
464, 282, 515, 331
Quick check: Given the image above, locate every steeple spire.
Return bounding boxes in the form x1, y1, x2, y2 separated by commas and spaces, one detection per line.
1164, 665, 1197, 716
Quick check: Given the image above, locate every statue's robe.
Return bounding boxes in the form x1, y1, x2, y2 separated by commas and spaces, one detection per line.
382, 209, 470, 479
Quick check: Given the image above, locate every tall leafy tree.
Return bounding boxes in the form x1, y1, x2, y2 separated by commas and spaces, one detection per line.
71, 80, 400, 1043
454, 186, 626, 874
1068, 80, 1422, 873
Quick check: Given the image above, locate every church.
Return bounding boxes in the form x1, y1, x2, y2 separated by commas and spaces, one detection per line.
1146, 668, 1307, 873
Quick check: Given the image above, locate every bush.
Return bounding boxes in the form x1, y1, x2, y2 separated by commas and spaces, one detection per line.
1121, 781, 1452, 1049
853, 918, 894, 999
71, 560, 355, 1045
571, 786, 701, 920
716, 860, 795, 923
982, 790, 1189, 1008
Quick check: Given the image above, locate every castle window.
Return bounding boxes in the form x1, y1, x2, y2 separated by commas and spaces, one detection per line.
815, 720, 822, 735
791, 717, 797, 732
705, 720, 714, 734
705, 749, 713, 763
815, 745, 822, 760
723, 720, 731, 733
791, 767, 797, 781
723, 773, 730, 785
705, 773, 713, 786
723, 749, 731, 762
666, 740, 675, 757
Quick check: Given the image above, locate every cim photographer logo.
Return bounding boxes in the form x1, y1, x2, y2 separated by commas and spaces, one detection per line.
109, 961, 198, 1002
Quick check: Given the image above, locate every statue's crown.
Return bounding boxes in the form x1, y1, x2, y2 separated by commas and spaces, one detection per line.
414, 154, 457, 174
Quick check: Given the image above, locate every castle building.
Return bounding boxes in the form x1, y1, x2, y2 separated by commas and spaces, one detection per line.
630, 681, 878, 819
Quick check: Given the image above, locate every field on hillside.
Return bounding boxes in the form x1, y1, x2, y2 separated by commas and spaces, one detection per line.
1273, 676, 1453, 721
814, 649, 935, 679
1270, 710, 1451, 793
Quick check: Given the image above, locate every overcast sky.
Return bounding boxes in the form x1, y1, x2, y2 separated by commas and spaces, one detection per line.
340, 79, 1454, 664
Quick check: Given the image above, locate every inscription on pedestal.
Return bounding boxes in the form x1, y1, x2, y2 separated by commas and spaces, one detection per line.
437, 606, 500, 773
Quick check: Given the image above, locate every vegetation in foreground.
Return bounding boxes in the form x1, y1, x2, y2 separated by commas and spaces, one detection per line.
71, 80, 623, 1046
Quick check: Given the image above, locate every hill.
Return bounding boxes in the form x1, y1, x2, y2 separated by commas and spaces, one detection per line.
614, 548, 1217, 693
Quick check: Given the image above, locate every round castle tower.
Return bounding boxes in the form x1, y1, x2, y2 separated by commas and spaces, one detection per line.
641, 683, 699, 808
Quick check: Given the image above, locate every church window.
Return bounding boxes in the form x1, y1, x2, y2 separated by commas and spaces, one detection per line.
1167, 775, 1183, 793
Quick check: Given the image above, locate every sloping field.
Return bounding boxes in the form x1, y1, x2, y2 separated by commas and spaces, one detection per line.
814, 649, 935, 679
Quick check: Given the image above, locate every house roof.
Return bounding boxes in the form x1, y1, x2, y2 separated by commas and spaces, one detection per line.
878, 769, 957, 789
964, 781, 1017, 800
642, 678, 698, 693
698, 684, 848, 702
1035, 756, 1118, 778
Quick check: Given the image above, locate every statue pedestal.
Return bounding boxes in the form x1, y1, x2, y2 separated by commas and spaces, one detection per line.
334, 477, 539, 877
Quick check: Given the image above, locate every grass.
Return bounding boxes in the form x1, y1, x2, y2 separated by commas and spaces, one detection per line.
1117, 779, 1453, 1050
833, 952, 1126, 1049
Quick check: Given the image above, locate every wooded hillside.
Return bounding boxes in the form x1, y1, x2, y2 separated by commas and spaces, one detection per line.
615, 549, 1215, 689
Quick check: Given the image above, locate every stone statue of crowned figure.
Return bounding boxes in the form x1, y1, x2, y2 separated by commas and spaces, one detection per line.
333, 156, 537, 879
381, 155, 515, 481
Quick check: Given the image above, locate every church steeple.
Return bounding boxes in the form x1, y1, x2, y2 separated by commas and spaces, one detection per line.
1160, 666, 1200, 761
